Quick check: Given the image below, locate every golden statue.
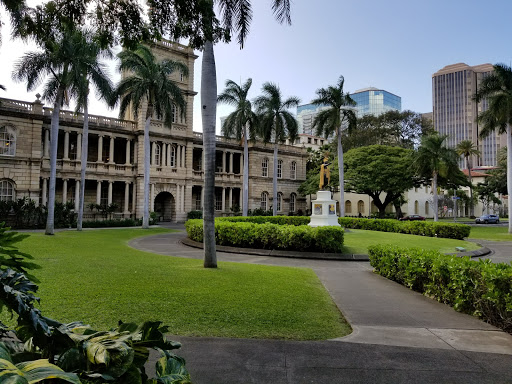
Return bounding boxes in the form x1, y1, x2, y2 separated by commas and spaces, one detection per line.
319, 156, 331, 190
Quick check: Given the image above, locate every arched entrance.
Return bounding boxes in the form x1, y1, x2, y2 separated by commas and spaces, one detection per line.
154, 192, 174, 222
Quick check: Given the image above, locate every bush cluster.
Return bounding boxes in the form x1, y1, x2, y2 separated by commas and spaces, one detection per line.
185, 219, 344, 253
338, 217, 470, 240
218, 216, 310, 226
82, 218, 142, 228
368, 245, 512, 333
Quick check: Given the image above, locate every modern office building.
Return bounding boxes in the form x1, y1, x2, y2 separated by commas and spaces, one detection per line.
350, 87, 401, 118
0, 40, 308, 221
432, 62, 506, 167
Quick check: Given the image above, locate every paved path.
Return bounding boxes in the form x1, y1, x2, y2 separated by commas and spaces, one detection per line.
131, 226, 512, 383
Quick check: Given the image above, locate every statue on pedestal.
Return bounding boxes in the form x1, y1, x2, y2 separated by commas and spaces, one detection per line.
319, 155, 331, 190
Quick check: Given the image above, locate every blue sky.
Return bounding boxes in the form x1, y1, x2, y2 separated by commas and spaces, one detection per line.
1, 0, 511, 132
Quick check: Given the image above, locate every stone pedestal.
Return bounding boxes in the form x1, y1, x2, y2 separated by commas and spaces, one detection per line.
309, 190, 340, 227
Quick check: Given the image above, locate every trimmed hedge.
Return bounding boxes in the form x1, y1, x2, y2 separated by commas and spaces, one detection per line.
81, 219, 141, 228
338, 217, 470, 240
217, 216, 310, 226
185, 219, 344, 253
368, 245, 512, 334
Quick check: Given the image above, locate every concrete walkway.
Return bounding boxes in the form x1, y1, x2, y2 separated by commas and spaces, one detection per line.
131, 226, 512, 383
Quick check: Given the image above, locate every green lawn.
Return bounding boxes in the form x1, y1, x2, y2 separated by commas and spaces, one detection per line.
342, 229, 480, 254
2, 228, 350, 340
468, 226, 512, 241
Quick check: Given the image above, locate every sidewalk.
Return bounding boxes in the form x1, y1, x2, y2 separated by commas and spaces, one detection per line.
130, 228, 512, 383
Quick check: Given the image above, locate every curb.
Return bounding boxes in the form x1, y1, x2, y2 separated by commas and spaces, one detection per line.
181, 238, 492, 261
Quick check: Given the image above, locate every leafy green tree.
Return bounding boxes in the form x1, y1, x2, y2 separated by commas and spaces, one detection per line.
254, 82, 300, 216
115, 44, 187, 229
311, 76, 356, 216
474, 63, 512, 232
217, 78, 258, 217
456, 139, 481, 217
486, 147, 508, 195
343, 145, 418, 218
414, 133, 460, 221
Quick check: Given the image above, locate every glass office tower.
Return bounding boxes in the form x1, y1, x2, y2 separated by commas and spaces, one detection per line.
350, 87, 401, 118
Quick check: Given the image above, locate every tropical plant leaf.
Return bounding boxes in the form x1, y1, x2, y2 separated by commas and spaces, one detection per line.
0, 358, 81, 384
154, 348, 190, 380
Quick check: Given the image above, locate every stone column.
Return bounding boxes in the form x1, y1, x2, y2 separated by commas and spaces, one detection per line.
124, 182, 130, 213
108, 181, 113, 205
63, 131, 70, 160
97, 135, 103, 162
228, 187, 233, 211
62, 179, 68, 203
109, 136, 115, 164
181, 185, 185, 212
229, 152, 233, 174
76, 133, 82, 161
150, 184, 155, 212
167, 144, 172, 167
239, 153, 243, 175
44, 129, 50, 158
181, 146, 186, 168
176, 146, 181, 168
176, 185, 180, 213
222, 151, 226, 173
74, 180, 80, 211
131, 182, 136, 215
125, 139, 131, 165
200, 186, 204, 209
221, 187, 226, 212
42, 178, 48, 206
96, 180, 102, 204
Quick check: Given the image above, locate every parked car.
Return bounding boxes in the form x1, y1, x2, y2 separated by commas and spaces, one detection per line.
475, 214, 500, 224
399, 215, 426, 221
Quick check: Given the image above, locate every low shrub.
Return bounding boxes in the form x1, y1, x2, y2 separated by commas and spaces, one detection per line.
368, 245, 512, 334
218, 216, 310, 226
82, 218, 141, 228
185, 219, 344, 253
187, 210, 203, 219
338, 217, 470, 240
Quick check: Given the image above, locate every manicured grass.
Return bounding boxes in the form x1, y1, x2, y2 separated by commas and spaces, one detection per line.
1, 228, 350, 340
468, 226, 512, 241
342, 229, 480, 254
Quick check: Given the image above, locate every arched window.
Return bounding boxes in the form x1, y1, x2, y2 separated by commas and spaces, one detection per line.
262, 158, 269, 177
290, 193, 296, 212
260, 192, 268, 210
345, 200, 352, 214
290, 161, 297, 180
0, 180, 15, 201
357, 200, 365, 214
154, 144, 161, 166
0, 126, 16, 156
277, 160, 283, 179
414, 200, 419, 214
277, 192, 283, 212
425, 201, 430, 216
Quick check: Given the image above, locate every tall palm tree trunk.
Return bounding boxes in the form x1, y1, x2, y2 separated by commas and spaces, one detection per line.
433, 171, 439, 222
77, 101, 89, 231
45, 88, 64, 235
466, 156, 474, 218
142, 111, 152, 229
337, 127, 345, 217
507, 125, 512, 234
273, 142, 278, 216
242, 127, 249, 217
202, 40, 217, 268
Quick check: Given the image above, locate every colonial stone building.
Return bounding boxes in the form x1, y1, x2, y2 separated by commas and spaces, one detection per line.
0, 40, 307, 222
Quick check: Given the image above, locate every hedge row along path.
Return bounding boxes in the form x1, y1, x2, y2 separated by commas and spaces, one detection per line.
131, 223, 512, 384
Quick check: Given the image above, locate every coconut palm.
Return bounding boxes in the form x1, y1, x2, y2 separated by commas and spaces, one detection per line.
474, 63, 512, 233
456, 139, 480, 217
217, 78, 258, 217
254, 82, 299, 216
67, 31, 114, 231
12, 27, 96, 235
414, 133, 459, 221
115, 44, 187, 229
311, 76, 356, 217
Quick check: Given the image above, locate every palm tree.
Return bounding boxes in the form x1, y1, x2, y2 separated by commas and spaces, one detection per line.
474, 63, 512, 234
115, 44, 187, 229
414, 133, 459, 221
456, 139, 480, 217
254, 82, 299, 216
200, 0, 292, 268
67, 31, 114, 231
12, 27, 93, 235
217, 78, 258, 217
311, 76, 356, 217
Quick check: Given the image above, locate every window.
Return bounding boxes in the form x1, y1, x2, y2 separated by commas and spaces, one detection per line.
314, 139, 318, 144
290, 161, 297, 180
215, 189, 223, 211
277, 160, 283, 179
262, 158, 269, 177
154, 144, 161, 166
170, 145, 176, 167
0, 126, 16, 156
260, 192, 268, 210
171, 104, 177, 123
345, 200, 352, 214
357, 200, 365, 214
425, 201, 430, 216
277, 192, 283, 212
290, 193, 296, 212
0, 180, 15, 201
414, 200, 419, 214
307, 137, 312, 144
